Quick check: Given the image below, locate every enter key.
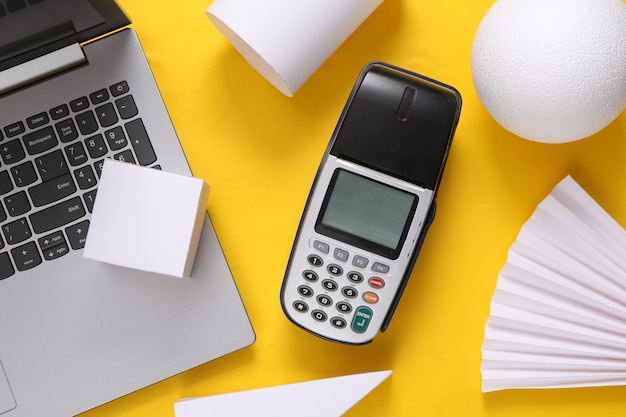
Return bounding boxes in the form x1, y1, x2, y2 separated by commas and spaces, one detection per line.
351, 306, 373, 334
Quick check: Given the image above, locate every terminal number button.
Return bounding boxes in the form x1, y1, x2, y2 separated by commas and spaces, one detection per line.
317, 294, 333, 307
336, 302, 352, 314
293, 301, 309, 313
311, 310, 327, 322
297, 285, 314, 297
330, 317, 347, 329
342, 286, 358, 299
302, 270, 319, 282
327, 264, 343, 276
307, 254, 323, 267
321, 279, 338, 291
347, 271, 364, 283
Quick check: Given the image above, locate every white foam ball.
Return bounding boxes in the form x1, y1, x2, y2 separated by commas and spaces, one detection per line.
471, 0, 626, 143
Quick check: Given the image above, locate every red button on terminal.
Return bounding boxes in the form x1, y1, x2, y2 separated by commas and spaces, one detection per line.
368, 277, 385, 289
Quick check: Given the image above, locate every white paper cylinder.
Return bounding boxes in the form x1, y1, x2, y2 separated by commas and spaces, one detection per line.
206, 0, 384, 96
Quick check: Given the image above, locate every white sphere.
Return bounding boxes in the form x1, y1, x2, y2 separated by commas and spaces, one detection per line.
471, 0, 626, 143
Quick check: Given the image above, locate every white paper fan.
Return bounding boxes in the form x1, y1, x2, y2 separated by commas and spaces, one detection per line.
481, 175, 626, 392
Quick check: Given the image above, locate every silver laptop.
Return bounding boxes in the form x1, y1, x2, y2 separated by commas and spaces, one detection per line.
0, 1, 255, 416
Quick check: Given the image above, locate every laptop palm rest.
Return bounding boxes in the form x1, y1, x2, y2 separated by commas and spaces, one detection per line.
0, 362, 16, 414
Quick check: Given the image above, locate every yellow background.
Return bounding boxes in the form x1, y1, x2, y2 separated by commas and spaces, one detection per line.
82, 0, 626, 416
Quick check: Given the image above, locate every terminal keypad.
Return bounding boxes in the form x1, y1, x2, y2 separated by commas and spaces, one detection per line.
290, 239, 390, 335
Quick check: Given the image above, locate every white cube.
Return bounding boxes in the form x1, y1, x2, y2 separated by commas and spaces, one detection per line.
83, 159, 210, 278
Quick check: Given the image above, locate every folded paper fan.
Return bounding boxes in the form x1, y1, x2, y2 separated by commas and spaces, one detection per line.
481, 175, 626, 392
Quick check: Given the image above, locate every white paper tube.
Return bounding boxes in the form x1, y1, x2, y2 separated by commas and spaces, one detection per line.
206, 0, 384, 96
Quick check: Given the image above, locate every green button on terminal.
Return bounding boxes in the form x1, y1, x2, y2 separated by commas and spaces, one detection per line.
351, 306, 373, 333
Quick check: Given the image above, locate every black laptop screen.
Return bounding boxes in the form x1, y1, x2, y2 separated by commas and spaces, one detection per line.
0, 0, 130, 71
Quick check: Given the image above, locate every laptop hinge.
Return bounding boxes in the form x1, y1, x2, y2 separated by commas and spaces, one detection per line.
0, 43, 86, 96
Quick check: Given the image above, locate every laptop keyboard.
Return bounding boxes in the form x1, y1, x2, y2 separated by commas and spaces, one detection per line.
0, 80, 158, 280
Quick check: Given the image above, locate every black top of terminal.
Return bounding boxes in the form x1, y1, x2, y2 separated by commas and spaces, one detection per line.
330, 62, 461, 191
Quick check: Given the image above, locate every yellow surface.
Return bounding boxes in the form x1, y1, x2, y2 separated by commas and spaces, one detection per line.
82, 1, 626, 416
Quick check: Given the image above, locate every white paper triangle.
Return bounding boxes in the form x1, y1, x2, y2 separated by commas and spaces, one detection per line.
481, 176, 626, 392
174, 370, 392, 417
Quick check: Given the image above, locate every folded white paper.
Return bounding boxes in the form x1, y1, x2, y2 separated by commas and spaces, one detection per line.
174, 370, 392, 417
83, 160, 209, 278
206, 0, 384, 96
481, 175, 626, 392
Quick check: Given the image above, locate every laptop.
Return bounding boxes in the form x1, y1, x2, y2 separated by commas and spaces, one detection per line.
0, 1, 256, 416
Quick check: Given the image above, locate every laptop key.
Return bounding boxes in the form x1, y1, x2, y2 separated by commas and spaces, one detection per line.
85, 134, 108, 158
11, 241, 41, 272
110, 80, 129, 97
50, 104, 70, 120
23, 126, 58, 155
93, 159, 105, 177
2, 218, 31, 245
29, 196, 85, 234
114, 149, 135, 164
38, 230, 65, 251
55, 118, 79, 143
26, 112, 49, 129
69, 96, 90, 113
95, 102, 118, 127
0, 252, 14, 280
89, 89, 109, 105
75, 110, 98, 135
10, 161, 37, 187
64, 142, 88, 166
3, 122, 25, 138
74, 165, 97, 190
2, 141, 26, 168
125, 119, 156, 166
4, 191, 30, 217
66, 220, 89, 250
0, 171, 14, 195
35, 149, 68, 181
115, 95, 138, 119
83, 190, 97, 213
0, 139, 25, 165
104, 126, 127, 150
29, 173, 76, 207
